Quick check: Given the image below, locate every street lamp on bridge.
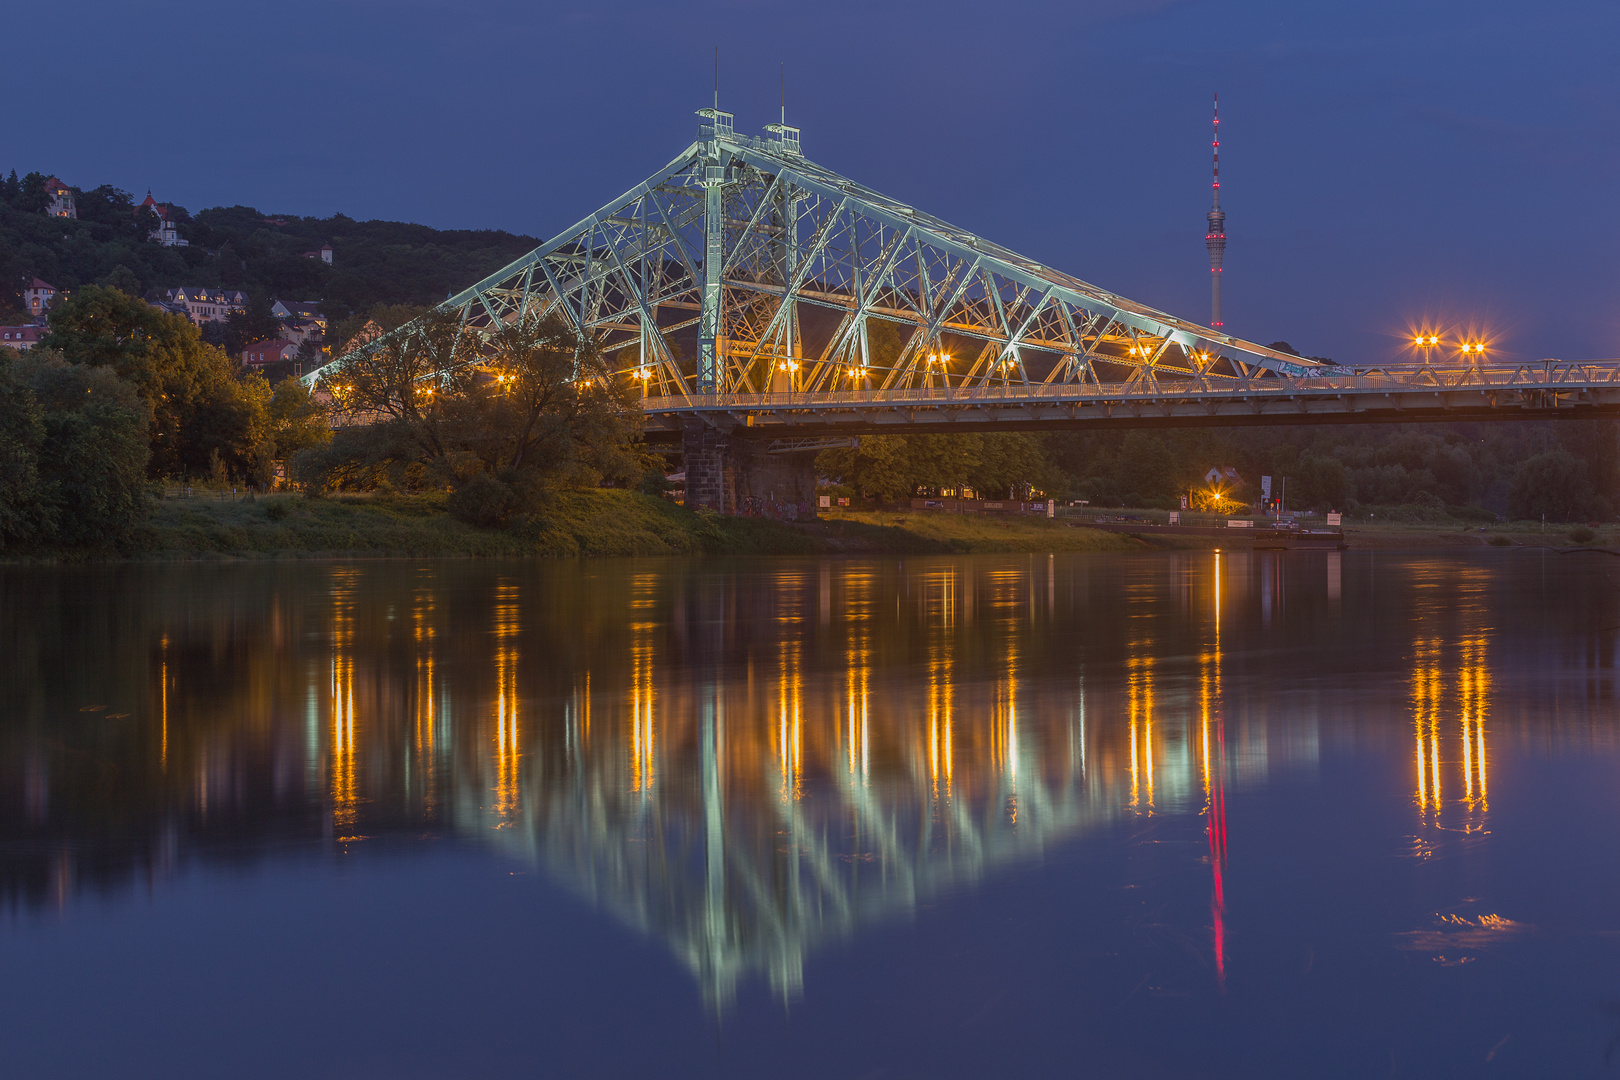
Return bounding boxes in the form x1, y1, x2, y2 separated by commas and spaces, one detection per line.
1412, 333, 1440, 363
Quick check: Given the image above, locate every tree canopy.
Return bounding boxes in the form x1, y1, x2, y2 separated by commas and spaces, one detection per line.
0, 347, 150, 549
297, 312, 645, 526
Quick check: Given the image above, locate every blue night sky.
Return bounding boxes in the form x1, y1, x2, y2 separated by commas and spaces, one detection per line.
11, 0, 1619, 363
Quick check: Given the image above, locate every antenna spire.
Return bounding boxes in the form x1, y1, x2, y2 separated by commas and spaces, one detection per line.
713, 47, 719, 111
1205, 92, 1227, 329
780, 62, 785, 125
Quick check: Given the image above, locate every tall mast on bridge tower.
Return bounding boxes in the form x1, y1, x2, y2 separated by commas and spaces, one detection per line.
1206, 94, 1226, 329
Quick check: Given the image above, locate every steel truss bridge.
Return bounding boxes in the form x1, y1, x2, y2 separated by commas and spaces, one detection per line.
308, 109, 1620, 438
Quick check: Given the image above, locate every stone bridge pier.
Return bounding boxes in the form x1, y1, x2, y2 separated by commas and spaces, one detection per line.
682, 421, 819, 519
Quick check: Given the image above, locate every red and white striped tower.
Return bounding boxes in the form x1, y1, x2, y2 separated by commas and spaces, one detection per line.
1206, 94, 1226, 329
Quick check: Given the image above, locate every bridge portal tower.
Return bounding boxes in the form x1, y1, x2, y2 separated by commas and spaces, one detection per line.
1206, 94, 1226, 329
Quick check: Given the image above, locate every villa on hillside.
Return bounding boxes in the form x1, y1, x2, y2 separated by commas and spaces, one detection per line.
24, 279, 55, 321
140, 192, 188, 247
151, 286, 246, 324
44, 177, 75, 218
299, 244, 333, 264
242, 339, 299, 367
271, 300, 326, 345
0, 326, 43, 351
271, 300, 324, 327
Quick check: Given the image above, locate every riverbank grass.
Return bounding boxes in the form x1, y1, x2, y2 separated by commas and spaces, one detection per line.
116, 492, 1136, 560
132, 489, 822, 559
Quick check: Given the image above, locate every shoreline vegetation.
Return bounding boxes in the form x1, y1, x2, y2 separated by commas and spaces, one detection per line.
119, 491, 1139, 561
7, 489, 1615, 563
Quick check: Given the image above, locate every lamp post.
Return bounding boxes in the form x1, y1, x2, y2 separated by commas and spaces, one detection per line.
1412, 333, 1439, 364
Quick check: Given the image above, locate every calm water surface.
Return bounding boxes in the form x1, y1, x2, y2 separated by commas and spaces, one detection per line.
4, 550, 1620, 1078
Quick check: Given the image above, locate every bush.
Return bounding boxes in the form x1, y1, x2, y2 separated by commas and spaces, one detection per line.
447, 474, 514, 527
1569, 525, 1597, 543
639, 468, 670, 496
1488, 535, 1513, 546
264, 500, 290, 521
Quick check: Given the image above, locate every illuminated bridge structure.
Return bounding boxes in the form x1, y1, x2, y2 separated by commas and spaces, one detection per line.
306, 108, 1620, 508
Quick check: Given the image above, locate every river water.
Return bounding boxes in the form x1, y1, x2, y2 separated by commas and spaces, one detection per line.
3, 550, 1619, 1077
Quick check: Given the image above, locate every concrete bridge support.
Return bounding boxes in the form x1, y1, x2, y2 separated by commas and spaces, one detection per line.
682, 421, 818, 519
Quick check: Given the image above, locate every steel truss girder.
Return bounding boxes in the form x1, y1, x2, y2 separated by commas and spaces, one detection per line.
305, 121, 1332, 401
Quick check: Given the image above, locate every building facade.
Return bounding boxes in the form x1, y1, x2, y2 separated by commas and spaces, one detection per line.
44, 177, 75, 219
271, 300, 326, 345
140, 193, 188, 247
154, 287, 246, 324
242, 339, 299, 366
0, 326, 42, 351
23, 279, 55, 321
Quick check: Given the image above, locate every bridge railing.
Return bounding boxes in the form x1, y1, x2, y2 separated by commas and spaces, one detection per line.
642, 360, 1620, 414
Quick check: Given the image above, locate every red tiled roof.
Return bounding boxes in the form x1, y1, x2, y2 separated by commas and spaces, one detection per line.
241, 339, 298, 364
0, 326, 42, 342
44, 177, 69, 192
28, 278, 54, 291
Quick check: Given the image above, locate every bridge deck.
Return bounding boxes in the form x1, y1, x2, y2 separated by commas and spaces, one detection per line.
641, 362, 1620, 439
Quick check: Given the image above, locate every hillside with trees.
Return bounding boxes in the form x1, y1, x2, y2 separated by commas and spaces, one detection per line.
0, 170, 539, 327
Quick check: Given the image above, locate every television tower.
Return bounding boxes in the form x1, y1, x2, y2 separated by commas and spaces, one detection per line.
1206, 94, 1226, 329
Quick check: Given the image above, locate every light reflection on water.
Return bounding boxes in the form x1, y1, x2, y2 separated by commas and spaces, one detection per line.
5, 550, 1620, 1076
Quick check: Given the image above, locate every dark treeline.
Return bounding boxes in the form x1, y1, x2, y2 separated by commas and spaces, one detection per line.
819, 421, 1620, 523
0, 170, 538, 326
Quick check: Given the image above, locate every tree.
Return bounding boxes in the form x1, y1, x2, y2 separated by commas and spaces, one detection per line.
39, 285, 245, 476
23, 353, 151, 543
476, 313, 641, 485
1295, 453, 1353, 510
267, 377, 330, 463
0, 347, 150, 549
1507, 450, 1601, 522
101, 265, 141, 296
294, 338, 325, 372
187, 371, 274, 486
14, 172, 48, 214
217, 294, 283, 357
0, 353, 44, 542
816, 435, 912, 502
1114, 431, 1177, 505
302, 311, 643, 519
77, 185, 146, 245
816, 432, 1055, 503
